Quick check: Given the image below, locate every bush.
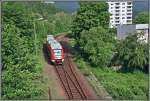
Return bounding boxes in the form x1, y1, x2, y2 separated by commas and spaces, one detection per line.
78, 26, 115, 67
47, 12, 73, 34
2, 2, 46, 99
112, 32, 148, 71
74, 57, 148, 100
76, 57, 148, 100
133, 11, 149, 24
91, 68, 148, 100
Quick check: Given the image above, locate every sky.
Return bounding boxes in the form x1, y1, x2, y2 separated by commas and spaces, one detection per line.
53, 1, 149, 16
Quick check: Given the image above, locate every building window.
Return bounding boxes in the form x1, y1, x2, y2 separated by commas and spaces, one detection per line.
116, 10, 120, 12
127, 10, 132, 12
122, 10, 125, 12
122, 3, 125, 5
127, 17, 132, 19
127, 6, 132, 8
116, 3, 119, 5
116, 7, 120, 9
122, 6, 125, 8
122, 17, 125, 19
116, 14, 119, 16
127, 20, 132, 23
115, 21, 120, 23
127, 2, 132, 5
127, 13, 132, 15
115, 17, 120, 19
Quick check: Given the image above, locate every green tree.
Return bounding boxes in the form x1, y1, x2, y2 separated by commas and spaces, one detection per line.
71, 1, 116, 67
112, 32, 148, 71
133, 12, 149, 24
2, 2, 34, 37
2, 2, 45, 99
1, 24, 43, 99
47, 12, 73, 34
71, 1, 110, 39
79, 26, 115, 66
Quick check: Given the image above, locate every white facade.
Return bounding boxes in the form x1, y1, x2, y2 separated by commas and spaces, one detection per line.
108, 1, 133, 28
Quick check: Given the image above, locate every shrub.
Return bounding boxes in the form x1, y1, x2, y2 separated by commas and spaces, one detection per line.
78, 26, 115, 66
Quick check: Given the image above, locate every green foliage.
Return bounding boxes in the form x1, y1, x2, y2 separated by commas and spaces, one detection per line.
71, 1, 110, 39
47, 12, 73, 34
112, 32, 148, 71
71, 1, 115, 67
78, 26, 115, 66
2, 1, 72, 99
133, 12, 149, 24
75, 56, 148, 100
24, 1, 60, 19
2, 2, 46, 99
2, 2, 34, 37
92, 68, 148, 100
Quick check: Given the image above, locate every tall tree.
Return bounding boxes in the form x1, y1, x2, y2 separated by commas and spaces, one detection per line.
78, 26, 115, 66
2, 2, 45, 99
133, 12, 149, 24
112, 32, 148, 71
71, 1, 110, 39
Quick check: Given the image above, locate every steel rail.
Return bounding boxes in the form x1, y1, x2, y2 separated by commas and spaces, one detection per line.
65, 54, 87, 99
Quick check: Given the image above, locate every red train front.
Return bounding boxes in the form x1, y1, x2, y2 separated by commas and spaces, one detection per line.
46, 35, 64, 64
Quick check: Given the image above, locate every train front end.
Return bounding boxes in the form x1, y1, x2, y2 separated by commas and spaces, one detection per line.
47, 35, 64, 65
52, 48, 64, 64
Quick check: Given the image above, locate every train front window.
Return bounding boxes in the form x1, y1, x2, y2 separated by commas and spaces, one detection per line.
53, 49, 62, 56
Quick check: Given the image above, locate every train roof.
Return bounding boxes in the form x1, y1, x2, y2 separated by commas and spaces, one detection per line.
47, 35, 62, 49
47, 35, 54, 41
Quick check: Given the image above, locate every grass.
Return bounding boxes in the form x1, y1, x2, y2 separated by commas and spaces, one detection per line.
37, 49, 49, 99
74, 56, 149, 100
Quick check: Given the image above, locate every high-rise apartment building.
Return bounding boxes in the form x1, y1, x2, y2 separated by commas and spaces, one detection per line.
108, 1, 133, 28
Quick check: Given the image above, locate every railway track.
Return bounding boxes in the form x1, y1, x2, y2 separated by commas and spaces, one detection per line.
55, 55, 87, 100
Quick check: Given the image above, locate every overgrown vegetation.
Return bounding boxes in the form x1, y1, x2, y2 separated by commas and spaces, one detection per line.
75, 56, 148, 100
71, 1, 115, 67
71, 1, 148, 100
111, 32, 148, 72
1, 1, 72, 99
71, 1, 148, 72
78, 26, 115, 66
71, 1, 110, 39
2, 2, 45, 99
47, 12, 73, 34
133, 11, 149, 24
2, 1, 148, 100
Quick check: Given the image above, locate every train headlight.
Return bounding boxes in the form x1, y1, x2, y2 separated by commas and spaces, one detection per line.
51, 60, 55, 62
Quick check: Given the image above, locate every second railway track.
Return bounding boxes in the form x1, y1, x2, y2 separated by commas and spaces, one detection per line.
55, 55, 87, 100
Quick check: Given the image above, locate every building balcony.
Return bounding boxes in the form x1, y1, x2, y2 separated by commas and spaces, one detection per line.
127, 2, 132, 5
127, 13, 132, 15
127, 10, 132, 12
115, 3, 120, 5
127, 6, 132, 8
126, 15, 132, 17
127, 20, 132, 23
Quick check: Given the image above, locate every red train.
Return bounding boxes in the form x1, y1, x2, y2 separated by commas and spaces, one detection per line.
46, 35, 64, 64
